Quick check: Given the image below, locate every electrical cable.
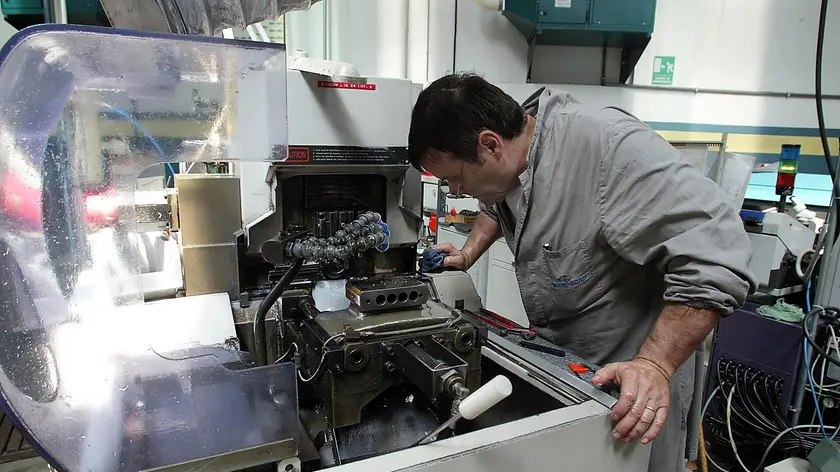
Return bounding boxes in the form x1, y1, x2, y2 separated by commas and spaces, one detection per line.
298, 333, 345, 383
274, 342, 298, 364
803, 307, 840, 368
705, 358, 835, 472
717, 361, 773, 437
811, 356, 840, 390
830, 324, 840, 440
802, 220, 828, 283
726, 386, 751, 472
753, 425, 838, 472
804, 335, 829, 438
253, 258, 303, 366
701, 386, 731, 472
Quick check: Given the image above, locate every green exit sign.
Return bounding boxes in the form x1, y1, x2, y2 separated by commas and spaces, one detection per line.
652, 56, 675, 85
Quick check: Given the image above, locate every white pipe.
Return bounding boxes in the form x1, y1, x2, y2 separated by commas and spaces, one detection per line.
375, 0, 409, 78
428, 0, 457, 78
407, 0, 430, 82
48, 0, 68, 24
475, 0, 501, 11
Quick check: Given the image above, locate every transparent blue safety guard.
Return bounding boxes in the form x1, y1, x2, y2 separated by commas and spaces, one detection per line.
0, 25, 297, 471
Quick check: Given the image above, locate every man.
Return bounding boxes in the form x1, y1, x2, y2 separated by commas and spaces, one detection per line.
408, 74, 756, 472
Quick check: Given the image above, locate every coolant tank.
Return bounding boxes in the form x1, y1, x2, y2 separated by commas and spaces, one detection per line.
0, 25, 298, 471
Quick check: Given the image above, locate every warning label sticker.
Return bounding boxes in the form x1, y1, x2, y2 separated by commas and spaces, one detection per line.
317, 81, 377, 91
283, 146, 407, 165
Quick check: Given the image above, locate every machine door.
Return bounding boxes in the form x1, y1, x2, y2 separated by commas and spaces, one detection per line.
0, 25, 296, 471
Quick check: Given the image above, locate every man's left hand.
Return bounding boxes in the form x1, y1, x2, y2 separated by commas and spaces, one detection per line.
591, 358, 670, 445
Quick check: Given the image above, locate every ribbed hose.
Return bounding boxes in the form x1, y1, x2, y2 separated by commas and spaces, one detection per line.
286, 212, 388, 263
253, 258, 303, 366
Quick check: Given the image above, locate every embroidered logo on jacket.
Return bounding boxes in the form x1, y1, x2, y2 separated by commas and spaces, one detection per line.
551, 274, 589, 288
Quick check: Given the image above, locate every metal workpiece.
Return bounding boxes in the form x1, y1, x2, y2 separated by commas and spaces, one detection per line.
312, 299, 455, 338
384, 337, 470, 404
345, 276, 431, 313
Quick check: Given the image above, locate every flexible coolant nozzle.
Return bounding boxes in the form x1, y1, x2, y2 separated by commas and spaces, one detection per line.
414, 375, 513, 446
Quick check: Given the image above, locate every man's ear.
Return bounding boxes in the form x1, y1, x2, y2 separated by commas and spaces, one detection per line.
477, 130, 503, 161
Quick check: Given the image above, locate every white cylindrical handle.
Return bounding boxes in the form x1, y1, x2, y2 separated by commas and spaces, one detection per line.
458, 375, 513, 420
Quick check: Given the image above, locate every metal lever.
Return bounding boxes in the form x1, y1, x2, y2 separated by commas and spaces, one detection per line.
414, 375, 513, 446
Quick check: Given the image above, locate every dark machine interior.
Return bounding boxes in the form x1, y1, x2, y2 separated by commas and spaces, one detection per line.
280, 175, 387, 237
272, 174, 414, 282
294, 353, 563, 470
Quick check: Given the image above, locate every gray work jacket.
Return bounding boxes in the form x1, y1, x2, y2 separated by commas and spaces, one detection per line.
481, 89, 757, 471
482, 88, 756, 365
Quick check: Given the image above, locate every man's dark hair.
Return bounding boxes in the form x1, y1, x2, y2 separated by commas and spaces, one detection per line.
407, 73, 527, 170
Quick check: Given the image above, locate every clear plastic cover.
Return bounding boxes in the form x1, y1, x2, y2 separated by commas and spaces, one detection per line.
0, 25, 296, 471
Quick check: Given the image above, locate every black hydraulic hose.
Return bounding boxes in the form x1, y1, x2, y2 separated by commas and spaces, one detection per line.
253, 258, 303, 366
816, 0, 839, 197
802, 307, 840, 368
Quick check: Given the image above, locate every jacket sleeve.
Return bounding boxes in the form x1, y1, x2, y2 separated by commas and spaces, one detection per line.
597, 118, 757, 315
479, 202, 499, 221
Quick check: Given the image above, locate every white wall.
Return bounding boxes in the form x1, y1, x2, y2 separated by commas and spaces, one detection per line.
452, 0, 840, 94
0, 5, 17, 47
634, 0, 840, 94
284, 0, 840, 91
282, 0, 840, 128
497, 82, 840, 130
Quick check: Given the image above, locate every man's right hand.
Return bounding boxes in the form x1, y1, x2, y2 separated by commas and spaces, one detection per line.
431, 242, 473, 270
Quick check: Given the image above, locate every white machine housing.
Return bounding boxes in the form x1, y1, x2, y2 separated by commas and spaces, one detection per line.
745, 212, 815, 296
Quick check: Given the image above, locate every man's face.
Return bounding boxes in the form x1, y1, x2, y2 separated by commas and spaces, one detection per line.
421, 146, 516, 206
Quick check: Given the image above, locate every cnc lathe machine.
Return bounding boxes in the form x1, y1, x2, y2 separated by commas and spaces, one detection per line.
0, 25, 649, 472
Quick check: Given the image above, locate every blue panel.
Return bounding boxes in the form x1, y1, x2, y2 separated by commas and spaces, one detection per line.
739, 209, 765, 224
745, 173, 833, 207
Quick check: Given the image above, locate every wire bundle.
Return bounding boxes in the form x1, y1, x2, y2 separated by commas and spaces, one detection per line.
703, 359, 827, 471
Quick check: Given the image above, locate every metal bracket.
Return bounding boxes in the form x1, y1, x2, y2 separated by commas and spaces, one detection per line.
384, 337, 469, 403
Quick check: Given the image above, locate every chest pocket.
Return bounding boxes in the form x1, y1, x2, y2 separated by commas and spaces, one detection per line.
539, 239, 603, 318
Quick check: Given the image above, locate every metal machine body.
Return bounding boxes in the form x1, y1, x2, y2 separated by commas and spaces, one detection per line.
284, 279, 482, 431
742, 211, 815, 296
0, 26, 650, 472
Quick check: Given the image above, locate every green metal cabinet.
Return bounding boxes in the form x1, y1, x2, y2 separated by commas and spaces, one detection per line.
2, 0, 106, 26
504, 0, 656, 33
1, 0, 42, 16
536, 0, 588, 25
502, 0, 657, 82
591, 0, 655, 30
